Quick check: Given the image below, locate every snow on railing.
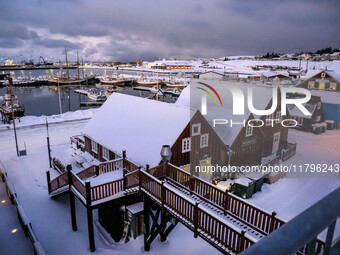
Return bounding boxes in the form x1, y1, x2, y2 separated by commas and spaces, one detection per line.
1, 162, 47, 255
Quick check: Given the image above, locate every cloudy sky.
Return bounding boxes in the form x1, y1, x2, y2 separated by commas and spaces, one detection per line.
0, 0, 339, 63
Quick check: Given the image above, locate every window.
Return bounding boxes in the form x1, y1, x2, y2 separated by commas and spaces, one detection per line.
266, 113, 274, 126
329, 82, 337, 91
319, 82, 325, 90
317, 102, 321, 110
321, 72, 326, 78
102, 147, 110, 160
200, 134, 209, 148
192, 123, 201, 136
91, 140, 98, 153
316, 115, 321, 122
295, 117, 303, 126
246, 125, 253, 137
276, 111, 282, 123
308, 81, 315, 89
182, 137, 191, 153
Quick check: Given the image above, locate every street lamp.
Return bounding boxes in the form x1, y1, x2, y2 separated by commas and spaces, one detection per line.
160, 145, 172, 163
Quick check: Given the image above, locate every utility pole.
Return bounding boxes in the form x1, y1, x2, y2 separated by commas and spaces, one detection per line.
46, 118, 52, 168
9, 77, 20, 157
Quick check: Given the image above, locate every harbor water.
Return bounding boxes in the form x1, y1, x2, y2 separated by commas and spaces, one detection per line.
0, 68, 177, 117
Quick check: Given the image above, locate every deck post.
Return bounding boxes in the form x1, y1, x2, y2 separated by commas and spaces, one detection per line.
46, 171, 51, 194
160, 182, 167, 243
122, 150, 126, 169
85, 181, 95, 252
224, 189, 229, 215
269, 211, 277, 233
238, 230, 246, 253
67, 165, 77, 231
123, 169, 127, 190
193, 202, 199, 238
143, 193, 150, 251
146, 164, 149, 173
138, 167, 142, 195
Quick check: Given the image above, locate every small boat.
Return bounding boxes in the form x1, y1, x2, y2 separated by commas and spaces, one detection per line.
100, 72, 131, 87
87, 89, 107, 101
0, 90, 25, 122
136, 75, 162, 87
165, 78, 189, 88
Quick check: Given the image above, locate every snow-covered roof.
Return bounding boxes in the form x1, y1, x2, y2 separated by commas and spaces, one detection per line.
261, 71, 289, 78
288, 103, 316, 119
175, 79, 276, 145
310, 90, 340, 105
301, 70, 340, 82
83, 93, 196, 167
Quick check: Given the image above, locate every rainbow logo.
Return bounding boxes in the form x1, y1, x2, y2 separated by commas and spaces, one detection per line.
196, 82, 222, 106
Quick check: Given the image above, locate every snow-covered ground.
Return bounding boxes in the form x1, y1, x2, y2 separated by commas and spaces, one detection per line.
0, 111, 339, 254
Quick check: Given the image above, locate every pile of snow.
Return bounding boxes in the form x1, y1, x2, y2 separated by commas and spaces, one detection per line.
7, 109, 96, 128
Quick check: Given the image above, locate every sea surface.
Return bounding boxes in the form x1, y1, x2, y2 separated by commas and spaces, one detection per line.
0, 68, 174, 117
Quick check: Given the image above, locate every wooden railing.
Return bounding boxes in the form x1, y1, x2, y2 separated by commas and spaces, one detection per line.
148, 163, 167, 179
124, 159, 140, 172
125, 169, 140, 189
192, 177, 226, 208
198, 208, 254, 253
167, 163, 191, 186
91, 179, 124, 202
99, 158, 123, 174
140, 170, 255, 253
49, 172, 68, 192
227, 194, 284, 234
282, 143, 297, 162
71, 173, 86, 199
76, 165, 95, 180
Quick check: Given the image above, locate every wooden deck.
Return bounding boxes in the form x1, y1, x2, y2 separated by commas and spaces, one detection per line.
47, 158, 324, 254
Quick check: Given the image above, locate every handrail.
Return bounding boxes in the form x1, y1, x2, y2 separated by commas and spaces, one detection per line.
239, 188, 340, 255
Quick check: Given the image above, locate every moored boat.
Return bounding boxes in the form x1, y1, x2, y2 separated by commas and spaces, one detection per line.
0, 90, 25, 122
87, 89, 107, 101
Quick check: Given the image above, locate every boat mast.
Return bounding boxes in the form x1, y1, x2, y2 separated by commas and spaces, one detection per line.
65, 46, 69, 79
81, 57, 85, 79
77, 51, 80, 80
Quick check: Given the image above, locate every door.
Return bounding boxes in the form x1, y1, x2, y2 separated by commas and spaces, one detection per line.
272, 132, 280, 154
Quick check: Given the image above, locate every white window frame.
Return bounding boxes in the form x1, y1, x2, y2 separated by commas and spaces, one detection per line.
91, 140, 98, 153
200, 133, 209, 148
308, 81, 315, 89
276, 111, 282, 123
266, 113, 274, 126
192, 123, 201, 136
329, 82, 337, 91
245, 125, 253, 137
182, 137, 191, 153
102, 146, 110, 160
321, 72, 326, 78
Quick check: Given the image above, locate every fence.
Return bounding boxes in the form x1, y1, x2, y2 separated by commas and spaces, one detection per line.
282, 143, 297, 162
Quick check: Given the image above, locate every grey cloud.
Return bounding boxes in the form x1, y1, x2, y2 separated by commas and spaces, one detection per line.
0, 0, 339, 62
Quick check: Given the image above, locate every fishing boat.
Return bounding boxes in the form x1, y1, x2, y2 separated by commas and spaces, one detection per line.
0, 90, 25, 122
136, 74, 162, 87
87, 89, 107, 101
48, 48, 95, 86
100, 73, 125, 86
165, 78, 189, 88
